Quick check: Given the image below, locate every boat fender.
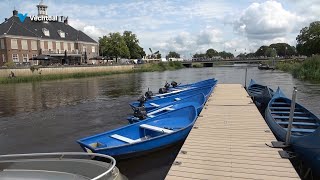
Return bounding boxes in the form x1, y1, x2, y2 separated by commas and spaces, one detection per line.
145, 90, 153, 99
159, 87, 168, 94
133, 106, 147, 120
137, 95, 147, 107
171, 81, 178, 88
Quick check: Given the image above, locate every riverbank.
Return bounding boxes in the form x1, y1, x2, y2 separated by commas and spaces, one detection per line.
276, 55, 320, 81
0, 62, 184, 84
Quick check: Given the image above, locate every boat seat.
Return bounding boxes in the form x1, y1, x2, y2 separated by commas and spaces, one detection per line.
140, 124, 174, 134
272, 102, 288, 105
271, 111, 305, 115
270, 107, 301, 110
174, 98, 181, 101
147, 105, 174, 117
149, 103, 160, 107
277, 121, 318, 126
110, 134, 142, 144
273, 116, 313, 120
284, 128, 315, 133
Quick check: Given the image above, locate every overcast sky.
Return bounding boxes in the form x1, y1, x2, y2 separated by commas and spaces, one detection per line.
0, 0, 319, 57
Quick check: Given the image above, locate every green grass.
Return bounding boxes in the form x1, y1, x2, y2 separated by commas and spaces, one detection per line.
0, 62, 184, 84
276, 55, 320, 81
192, 63, 203, 68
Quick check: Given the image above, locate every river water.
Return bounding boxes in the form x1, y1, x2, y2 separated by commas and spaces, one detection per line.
0, 65, 319, 179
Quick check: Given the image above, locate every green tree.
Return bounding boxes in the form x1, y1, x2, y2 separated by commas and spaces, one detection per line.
123, 31, 145, 59
206, 48, 218, 58
166, 51, 180, 58
219, 51, 234, 59
255, 46, 269, 57
265, 48, 277, 57
156, 53, 161, 59
193, 53, 206, 58
269, 43, 296, 57
296, 21, 320, 56
99, 32, 130, 62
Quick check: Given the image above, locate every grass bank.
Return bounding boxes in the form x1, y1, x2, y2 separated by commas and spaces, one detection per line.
0, 62, 184, 84
276, 55, 320, 81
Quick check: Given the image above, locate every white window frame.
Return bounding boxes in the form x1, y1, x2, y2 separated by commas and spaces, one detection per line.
56, 41, 61, 53
92, 46, 95, 53
31, 40, 37, 50
12, 54, 19, 62
58, 30, 65, 38
21, 40, 28, 50
82, 45, 87, 53
11, 39, 18, 49
22, 54, 29, 62
42, 28, 50, 37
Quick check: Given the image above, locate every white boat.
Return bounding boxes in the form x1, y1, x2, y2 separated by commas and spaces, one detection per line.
0, 152, 127, 180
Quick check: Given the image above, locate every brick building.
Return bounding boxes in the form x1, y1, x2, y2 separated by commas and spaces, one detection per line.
0, 1, 98, 66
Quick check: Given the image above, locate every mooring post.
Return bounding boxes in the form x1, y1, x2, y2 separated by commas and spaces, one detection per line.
285, 87, 298, 145
244, 68, 248, 89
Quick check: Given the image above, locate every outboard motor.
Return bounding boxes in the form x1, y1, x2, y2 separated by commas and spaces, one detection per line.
133, 106, 147, 120
171, 81, 178, 88
137, 95, 147, 107
159, 87, 168, 94
145, 88, 153, 99
164, 82, 170, 90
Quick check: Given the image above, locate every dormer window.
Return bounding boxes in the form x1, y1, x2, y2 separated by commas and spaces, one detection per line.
42, 28, 50, 36
58, 30, 65, 38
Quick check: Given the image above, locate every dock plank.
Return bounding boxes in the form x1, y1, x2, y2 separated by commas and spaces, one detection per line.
166, 84, 299, 180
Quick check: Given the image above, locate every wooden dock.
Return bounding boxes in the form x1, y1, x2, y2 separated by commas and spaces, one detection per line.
166, 84, 300, 180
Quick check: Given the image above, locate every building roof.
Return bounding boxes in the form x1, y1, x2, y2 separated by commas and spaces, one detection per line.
0, 15, 97, 43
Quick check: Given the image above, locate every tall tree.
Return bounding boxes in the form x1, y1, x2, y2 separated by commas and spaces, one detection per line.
296, 21, 320, 56
219, 51, 234, 59
269, 43, 296, 57
255, 46, 269, 57
265, 48, 277, 57
123, 31, 145, 59
206, 48, 218, 58
166, 51, 180, 58
99, 32, 130, 63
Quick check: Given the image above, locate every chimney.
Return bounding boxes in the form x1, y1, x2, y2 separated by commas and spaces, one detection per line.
64, 18, 68, 25
13, 10, 18, 16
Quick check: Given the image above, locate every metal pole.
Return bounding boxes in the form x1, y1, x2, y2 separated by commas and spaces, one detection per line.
244, 68, 248, 89
285, 87, 298, 145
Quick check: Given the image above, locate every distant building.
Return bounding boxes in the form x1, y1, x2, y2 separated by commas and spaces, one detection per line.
0, 1, 98, 66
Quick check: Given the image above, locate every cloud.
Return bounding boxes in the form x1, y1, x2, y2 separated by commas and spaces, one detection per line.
234, 1, 303, 40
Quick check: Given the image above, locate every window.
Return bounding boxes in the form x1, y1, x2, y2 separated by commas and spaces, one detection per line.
82, 45, 87, 53
12, 54, 19, 62
21, 40, 28, 50
11, 39, 18, 49
56, 41, 61, 53
47, 41, 52, 51
32, 54, 37, 58
0, 39, 4, 49
31, 40, 37, 50
2, 54, 5, 62
40, 41, 44, 50
92, 46, 95, 53
63, 42, 68, 51
42, 28, 50, 36
22, 54, 29, 62
58, 30, 65, 38
70, 43, 74, 52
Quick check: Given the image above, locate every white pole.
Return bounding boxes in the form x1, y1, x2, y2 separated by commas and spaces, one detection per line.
285, 87, 298, 145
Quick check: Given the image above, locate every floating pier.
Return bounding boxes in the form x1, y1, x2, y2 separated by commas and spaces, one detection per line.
166, 84, 299, 180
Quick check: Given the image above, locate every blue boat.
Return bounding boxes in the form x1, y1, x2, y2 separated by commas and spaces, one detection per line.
158, 78, 217, 94
130, 85, 214, 111
265, 87, 320, 175
247, 79, 274, 111
128, 93, 206, 123
77, 105, 198, 158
